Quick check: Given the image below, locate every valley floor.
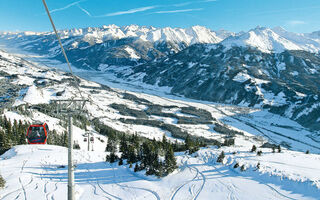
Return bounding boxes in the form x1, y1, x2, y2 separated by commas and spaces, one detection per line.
0, 145, 319, 200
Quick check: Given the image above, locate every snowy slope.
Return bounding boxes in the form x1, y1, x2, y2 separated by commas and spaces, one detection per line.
222, 26, 320, 53
0, 145, 320, 200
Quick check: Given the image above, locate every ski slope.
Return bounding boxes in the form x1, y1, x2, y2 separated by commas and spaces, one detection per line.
0, 145, 319, 200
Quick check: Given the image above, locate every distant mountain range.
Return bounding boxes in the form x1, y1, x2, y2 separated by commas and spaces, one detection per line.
1, 25, 319, 70
1, 25, 320, 131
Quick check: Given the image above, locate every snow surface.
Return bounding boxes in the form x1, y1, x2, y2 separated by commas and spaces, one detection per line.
0, 145, 319, 200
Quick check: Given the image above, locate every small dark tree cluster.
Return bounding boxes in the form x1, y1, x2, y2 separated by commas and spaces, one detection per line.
106, 151, 119, 163
217, 151, 225, 163
233, 162, 239, 168
0, 116, 29, 154
184, 135, 202, 154
0, 174, 5, 188
223, 138, 235, 146
105, 133, 177, 177
251, 145, 257, 152
72, 114, 90, 130
257, 162, 260, 169
240, 164, 246, 172
257, 150, 262, 156
47, 130, 68, 147
277, 145, 281, 153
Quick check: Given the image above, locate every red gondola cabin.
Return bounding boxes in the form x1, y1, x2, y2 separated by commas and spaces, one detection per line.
26, 123, 49, 144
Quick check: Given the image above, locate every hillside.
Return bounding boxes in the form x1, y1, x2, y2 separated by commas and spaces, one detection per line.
0, 49, 320, 153
126, 44, 320, 131
0, 46, 320, 199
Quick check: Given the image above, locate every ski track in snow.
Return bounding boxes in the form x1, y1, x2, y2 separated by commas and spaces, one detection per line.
206, 157, 297, 200
192, 166, 206, 200
1, 145, 319, 200
84, 167, 114, 200
80, 155, 120, 200
170, 157, 205, 200
109, 164, 160, 200
19, 160, 28, 200
0, 160, 34, 200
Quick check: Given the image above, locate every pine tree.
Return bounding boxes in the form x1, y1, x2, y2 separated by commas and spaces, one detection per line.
0, 174, 5, 188
61, 131, 68, 147
118, 158, 123, 165
185, 135, 192, 151
106, 136, 117, 153
119, 134, 128, 158
127, 145, 137, 163
134, 163, 139, 172
257, 150, 262, 156
217, 151, 225, 163
19, 131, 26, 145
251, 145, 257, 152
109, 151, 118, 163
165, 145, 177, 174
240, 165, 246, 172
155, 161, 165, 177
257, 162, 260, 169
277, 145, 281, 153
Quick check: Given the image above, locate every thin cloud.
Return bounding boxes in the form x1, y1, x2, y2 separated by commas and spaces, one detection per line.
244, 6, 320, 17
153, 8, 203, 14
97, 6, 156, 17
77, 4, 92, 17
173, 2, 193, 7
173, 0, 216, 7
287, 20, 306, 26
50, 0, 85, 14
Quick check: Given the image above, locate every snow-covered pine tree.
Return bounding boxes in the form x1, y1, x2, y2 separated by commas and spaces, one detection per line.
251, 145, 257, 152
217, 151, 225, 163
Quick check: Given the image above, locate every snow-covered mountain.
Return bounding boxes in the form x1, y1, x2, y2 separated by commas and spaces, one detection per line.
2, 25, 320, 71
3, 24, 222, 46
222, 26, 320, 53
125, 44, 320, 131
0, 25, 223, 70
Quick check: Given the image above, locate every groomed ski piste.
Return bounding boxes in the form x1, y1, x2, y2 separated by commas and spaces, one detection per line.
1, 144, 320, 200
0, 49, 320, 199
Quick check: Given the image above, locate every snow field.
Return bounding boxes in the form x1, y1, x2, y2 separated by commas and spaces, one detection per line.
1, 145, 320, 200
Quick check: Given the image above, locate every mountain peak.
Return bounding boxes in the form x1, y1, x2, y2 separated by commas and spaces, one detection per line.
272, 26, 287, 33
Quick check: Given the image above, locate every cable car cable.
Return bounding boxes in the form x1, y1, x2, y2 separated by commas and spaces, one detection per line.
41, 0, 94, 150
41, 0, 84, 100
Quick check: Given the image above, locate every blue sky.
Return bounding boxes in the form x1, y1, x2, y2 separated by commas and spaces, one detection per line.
0, 0, 319, 33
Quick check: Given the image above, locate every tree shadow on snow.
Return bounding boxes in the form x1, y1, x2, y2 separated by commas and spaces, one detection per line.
29, 161, 145, 185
